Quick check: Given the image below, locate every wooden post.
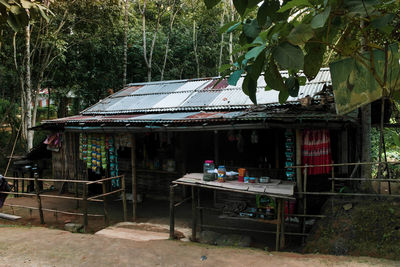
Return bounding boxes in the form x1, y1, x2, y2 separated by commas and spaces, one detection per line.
169, 185, 175, 239
302, 165, 308, 243
121, 175, 128, 221
102, 180, 110, 226
74, 182, 79, 209
131, 134, 137, 221
331, 163, 335, 193
197, 187, 203, 232
295, 129, 303, 197
82, 183, 88, 230
34, 176, 44, 224
275, 198, 281, 251
280, 199, 285, 249
191, 186, 197, 241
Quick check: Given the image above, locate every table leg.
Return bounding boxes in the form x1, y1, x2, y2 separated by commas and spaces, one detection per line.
191, 186, 197, 241
280, 199, 285, 249
169, 185, 175, 239
275, 198, 282, 251
197, 187, 203, 232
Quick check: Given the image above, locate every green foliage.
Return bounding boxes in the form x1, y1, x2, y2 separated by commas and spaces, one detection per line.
0, 0, 50, 32
205, 0, 400, 105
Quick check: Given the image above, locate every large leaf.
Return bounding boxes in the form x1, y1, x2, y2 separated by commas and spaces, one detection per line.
245, 44, 265, 60
277, 0, 312, 13
287, 23, 314, 46
228, 69, 244, 86
257, 0, 280, 26
218, 64, 231, 73
243, 75, 258, 104
345, 0, 379, 17
264, 59, 286, 91
285, 76, 300, 97
7, 14, 20, 32
304, 40, 326, 80
248, 51, 266, 80
247, 0, 263, 9
204, 0, 222, 9
311, 5, 331, 29
243, 19, 261, 39
272, 42, 304, 70
219, 20, 240, 34
279, 89, 290, 104
20, 0, 35, 9
370, 13, 395, 34
233, 0, 248, 17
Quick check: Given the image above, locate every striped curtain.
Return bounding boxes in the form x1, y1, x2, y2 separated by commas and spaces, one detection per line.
302, 129, 332, 175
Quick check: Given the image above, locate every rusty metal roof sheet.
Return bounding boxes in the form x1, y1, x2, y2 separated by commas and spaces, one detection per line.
80, 68, 332, 115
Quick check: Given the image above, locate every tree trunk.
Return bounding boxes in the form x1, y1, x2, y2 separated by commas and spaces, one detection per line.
193, 20, 200, 78
218, 1, 227, 75
361, 104, 372, 189
161, 2, 179, 81
123, 0, 128, 86
228, 0, 234, 64
25, 24, 33, 151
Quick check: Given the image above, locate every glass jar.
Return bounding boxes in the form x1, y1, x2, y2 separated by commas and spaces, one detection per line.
203, 160, 215, 181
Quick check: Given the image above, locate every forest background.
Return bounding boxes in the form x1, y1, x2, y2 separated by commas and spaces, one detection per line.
0, 0, 398, 171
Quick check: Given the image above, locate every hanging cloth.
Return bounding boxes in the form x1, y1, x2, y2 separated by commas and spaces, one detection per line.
302, 129, 332, 175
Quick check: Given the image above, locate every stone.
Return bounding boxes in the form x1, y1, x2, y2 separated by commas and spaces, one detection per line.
64, 223, 84, 233
199, 231, 221, 245
215, 234, 251, 247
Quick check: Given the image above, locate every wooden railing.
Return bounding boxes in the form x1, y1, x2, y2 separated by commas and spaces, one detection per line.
0, 175, 128, 230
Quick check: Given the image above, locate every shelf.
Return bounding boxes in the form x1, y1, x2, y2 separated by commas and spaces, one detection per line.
219, 215, 278, 225
136, 169, 178, 175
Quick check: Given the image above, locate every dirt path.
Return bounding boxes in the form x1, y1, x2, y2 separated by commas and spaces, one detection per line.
0, 226, 397, 267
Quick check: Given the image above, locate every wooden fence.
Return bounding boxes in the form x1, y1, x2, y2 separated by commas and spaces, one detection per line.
0, 175, 128, 230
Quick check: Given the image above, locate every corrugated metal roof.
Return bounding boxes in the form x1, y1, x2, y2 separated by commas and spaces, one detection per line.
82, 68, 332, 115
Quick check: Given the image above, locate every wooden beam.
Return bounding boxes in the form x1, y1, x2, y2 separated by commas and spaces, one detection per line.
295, 129, 303, 197
131, 134, 137, 221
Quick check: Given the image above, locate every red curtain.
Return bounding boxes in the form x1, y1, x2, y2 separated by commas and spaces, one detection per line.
302, 129, 332, 175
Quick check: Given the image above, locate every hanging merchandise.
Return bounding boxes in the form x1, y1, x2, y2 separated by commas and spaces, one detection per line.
284, 130, 295, 181
251, 130, 259, 144
302, 129, 332, 175
86, 134, 92, 168
107, 135, 120, 188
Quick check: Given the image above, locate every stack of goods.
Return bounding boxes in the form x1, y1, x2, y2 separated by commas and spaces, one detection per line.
302, 129, 332, 175
284, 130, 295, 181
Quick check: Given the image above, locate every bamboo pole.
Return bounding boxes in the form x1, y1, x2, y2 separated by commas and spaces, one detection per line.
4, 204, 104, 217
34, 175, 44, 224
102, 180, 110, 226
121, 176, 128, 221
87, 188, 123, 200
4, 123, 22, 176
287, 161, 400, 169
131, 134, 137, 221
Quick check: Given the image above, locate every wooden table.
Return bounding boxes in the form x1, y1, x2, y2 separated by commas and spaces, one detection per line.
169, 173, 295, 251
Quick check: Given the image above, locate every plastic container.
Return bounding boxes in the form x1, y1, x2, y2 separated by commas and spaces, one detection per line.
238, 168, 246, 182
203, 160, 215, 181
217, 165, 226, 182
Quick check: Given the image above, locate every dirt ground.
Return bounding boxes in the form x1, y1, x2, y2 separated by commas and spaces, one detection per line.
0, 226, 398, 267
